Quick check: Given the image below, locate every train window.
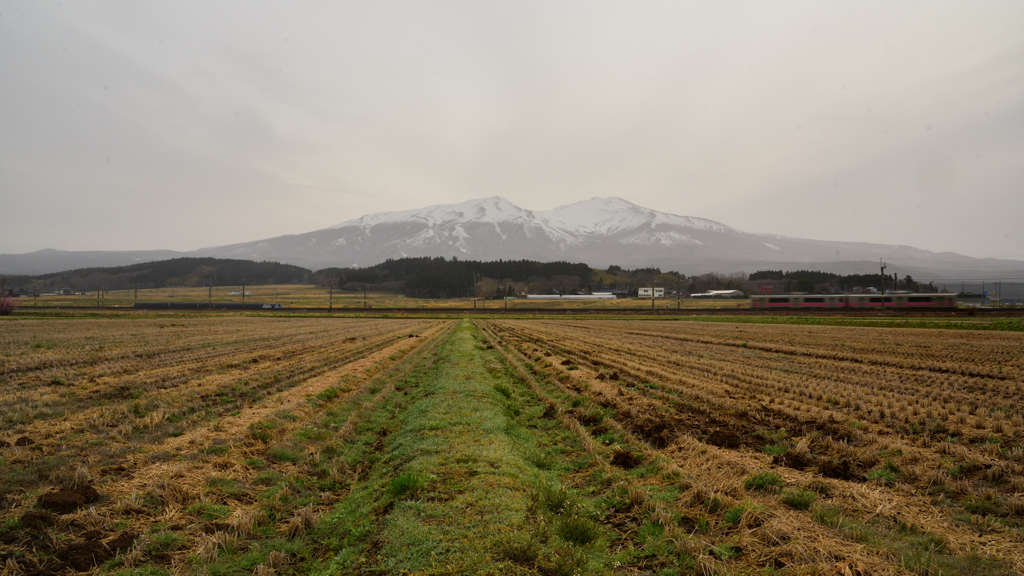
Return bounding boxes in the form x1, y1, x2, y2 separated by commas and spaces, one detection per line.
909, 296, 933, 303
804, 297, 824, 303
869, 297, 882, 303
769, 298, 790, 304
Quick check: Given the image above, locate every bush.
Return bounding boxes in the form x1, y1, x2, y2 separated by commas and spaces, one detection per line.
744, 471, 783, 492
0, 296, 18, 316
781, 489, 817, 510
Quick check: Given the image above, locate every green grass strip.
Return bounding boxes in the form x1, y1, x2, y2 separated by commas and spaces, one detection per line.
314, 320, 607, 575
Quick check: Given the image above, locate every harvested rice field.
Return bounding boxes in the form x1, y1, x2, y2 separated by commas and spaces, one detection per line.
1, 316, 1022, 575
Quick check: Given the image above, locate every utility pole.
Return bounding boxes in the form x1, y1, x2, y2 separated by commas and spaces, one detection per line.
97, 285, 101, 308
879, 260, 886, 309
363, 283, 367, 310
242, 283, 246, 309
504, 284, 508, 309
677, 276, 680, 310
134, 283, 138, 306
208, 278, 212, 309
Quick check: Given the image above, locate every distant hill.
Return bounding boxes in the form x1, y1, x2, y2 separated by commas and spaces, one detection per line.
3, 257, 314, 293
0, 249, 185, 276
3, 197, 1023, 281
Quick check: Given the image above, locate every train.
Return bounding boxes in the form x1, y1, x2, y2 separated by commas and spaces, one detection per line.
748, 293, 956, 309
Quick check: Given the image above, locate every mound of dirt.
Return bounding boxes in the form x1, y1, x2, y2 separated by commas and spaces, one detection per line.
818, 458, 859, 481
10, 559, 61, 576
677, 515, 699, 532
707, 429, 743, 449
20, 510, 58, 529
569, 409, 602, 426
106, 531, 137, 552
611, 448, 644, 469
14, 436, 34, 446
0, 440, 10, 448
632, 417, 678, 448
58, 531, 136, 572
37, 485, 101, 513
773, 450, 816, 471
201, 522, 231, 534
58, 540, 108, 572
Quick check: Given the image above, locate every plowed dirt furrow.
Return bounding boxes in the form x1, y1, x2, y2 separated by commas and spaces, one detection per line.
493, 320, 1023, 448
1, 320, 433, 432
480, 320, 1024, 573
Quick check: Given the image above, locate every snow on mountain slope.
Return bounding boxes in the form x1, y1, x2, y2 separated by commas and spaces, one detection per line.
538, 197, 734, 235
334, 196, 532, 228
330, 196, 579, 244
330, 195, 731, 245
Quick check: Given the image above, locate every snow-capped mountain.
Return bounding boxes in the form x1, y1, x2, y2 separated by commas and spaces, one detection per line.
182, 196, 1021, 277
188, 196, 742, 268
3, 196, 1022, 277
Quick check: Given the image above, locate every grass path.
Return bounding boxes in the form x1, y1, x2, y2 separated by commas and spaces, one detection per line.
315, 320, 610, 575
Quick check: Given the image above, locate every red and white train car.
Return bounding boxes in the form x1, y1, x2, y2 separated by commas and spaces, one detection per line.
749, 293, 956, 309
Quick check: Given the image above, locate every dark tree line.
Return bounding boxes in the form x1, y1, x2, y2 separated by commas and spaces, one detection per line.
317, 257, 594, 298
749, 270, 936, 293
4, 258, 314, 293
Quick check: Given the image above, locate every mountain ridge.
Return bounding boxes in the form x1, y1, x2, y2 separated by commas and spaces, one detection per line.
3, 196, 1023, 279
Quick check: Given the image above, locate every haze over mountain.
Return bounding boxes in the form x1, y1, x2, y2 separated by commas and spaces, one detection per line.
2, 197, 1021, 281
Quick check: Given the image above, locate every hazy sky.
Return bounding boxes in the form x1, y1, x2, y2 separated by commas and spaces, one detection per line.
2, 1, 1022, 259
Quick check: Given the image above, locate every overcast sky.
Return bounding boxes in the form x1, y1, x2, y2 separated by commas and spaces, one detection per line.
2, 1, 1022, 259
